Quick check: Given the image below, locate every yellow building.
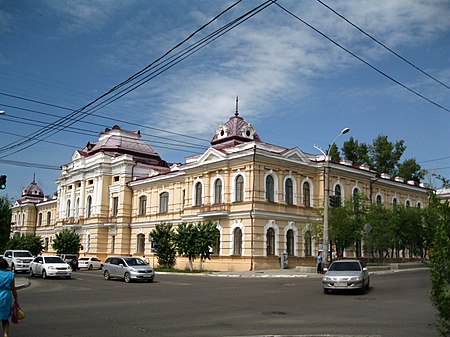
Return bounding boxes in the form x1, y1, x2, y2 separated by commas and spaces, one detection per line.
11, 110, 430, 271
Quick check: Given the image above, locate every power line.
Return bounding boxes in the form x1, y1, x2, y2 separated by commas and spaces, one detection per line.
315, 0, 450, 91
273, 2, 450, 113
0, 0, 274, 157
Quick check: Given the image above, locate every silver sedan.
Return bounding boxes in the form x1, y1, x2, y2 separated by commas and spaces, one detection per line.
322, 259, 370, 294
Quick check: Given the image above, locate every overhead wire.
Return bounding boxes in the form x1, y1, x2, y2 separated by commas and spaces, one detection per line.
272, 2, 450, 113
0, 0, 274, 158
315, 0, 450, 91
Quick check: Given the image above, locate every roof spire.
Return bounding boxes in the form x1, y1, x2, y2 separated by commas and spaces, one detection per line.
235, 95, 239, 116
33, 173, 36, 183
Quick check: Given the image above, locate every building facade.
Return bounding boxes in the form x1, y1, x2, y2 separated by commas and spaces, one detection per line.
11, 110, 431, 271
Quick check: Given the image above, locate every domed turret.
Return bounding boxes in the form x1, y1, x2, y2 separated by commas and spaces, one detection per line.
22, 179, 44, 198
210, 97, 261, 149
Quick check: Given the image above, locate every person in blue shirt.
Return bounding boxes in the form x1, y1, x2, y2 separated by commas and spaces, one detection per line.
317, 252, 323, 274
0, 258, 18, 337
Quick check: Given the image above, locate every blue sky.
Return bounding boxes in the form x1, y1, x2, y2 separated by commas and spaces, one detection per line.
1, 0, 449, 200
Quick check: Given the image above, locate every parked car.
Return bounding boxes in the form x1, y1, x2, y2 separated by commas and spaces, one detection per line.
322, 259, 370, 294
102, 256, 155, 283
3, 250, 34, 273
57, 254, 78, 271
29, 256, 72, 279
78, 257, 102, 270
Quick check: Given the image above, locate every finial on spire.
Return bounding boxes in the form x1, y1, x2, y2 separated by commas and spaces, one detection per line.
33, 173, 36, 183
235, 95, 239, 116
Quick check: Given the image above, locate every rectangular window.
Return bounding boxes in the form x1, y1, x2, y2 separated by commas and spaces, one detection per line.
112, 197, 119, 216
160, 192, 169, 213
139, 196, 147, 216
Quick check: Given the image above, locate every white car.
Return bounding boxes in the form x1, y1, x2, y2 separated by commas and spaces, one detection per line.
78, 257, 103, 270
29, 256, 72, 279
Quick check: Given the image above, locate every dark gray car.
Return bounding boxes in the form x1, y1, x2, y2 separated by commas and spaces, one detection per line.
322, 259, 370, 294
102, 256, 155, 283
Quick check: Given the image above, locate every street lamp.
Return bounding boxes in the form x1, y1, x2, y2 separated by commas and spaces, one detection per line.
315, 127, 350, 267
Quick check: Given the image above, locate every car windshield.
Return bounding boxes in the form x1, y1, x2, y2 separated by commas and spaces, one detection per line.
15, 252, 32, 257
44, 257, 65, 264
329, 261, 362, 272
123, 258, 146, 266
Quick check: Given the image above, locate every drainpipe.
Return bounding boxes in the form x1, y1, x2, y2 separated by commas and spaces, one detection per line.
250, 145, 256, 271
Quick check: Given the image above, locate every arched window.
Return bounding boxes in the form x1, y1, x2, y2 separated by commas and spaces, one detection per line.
286, 229, 294, 256
212, 228, 220, 255
139, 196, 147, 215
303, 182, 311, 207
66, 199, 71, 218
392, 197, 398, 206
233, 228, 242, 256
76, 198, 80, 216
285, 178, 293, 205
37, 212, 42, 227
353, 187, 360, 198
417, 202, 421, 209
214, 179, 222, 204
353, 187, 360, 211
137, 233, 145, 255
159, 192, 169, 213
334, 184, 342, 206
195, 182, 202, 206
266, 228, 275, 256
235, 175, 244, 202
86, 196, 92, 218
46, 211, 51, 225
406, 200, 411, 208
304, 231, 312, 257
376, 194, 382, 204
266, 175, 274, 202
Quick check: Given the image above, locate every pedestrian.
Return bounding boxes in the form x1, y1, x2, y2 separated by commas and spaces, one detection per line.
0, 257, 18, 337
317, 252, 323, 274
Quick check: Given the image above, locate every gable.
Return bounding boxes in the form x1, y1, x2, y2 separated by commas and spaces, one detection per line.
282, 148, 311, 163
195, 148, 226, 165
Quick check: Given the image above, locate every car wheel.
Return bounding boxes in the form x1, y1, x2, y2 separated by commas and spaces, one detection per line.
104, 270, 111, 280
65, 276, 71, 279
323, 288, 330, 294
124, 272, 131, 283
366, 278, 370, 290
88, 264, 93, 270
42, 270, 47, 279
29, 268, 34, 277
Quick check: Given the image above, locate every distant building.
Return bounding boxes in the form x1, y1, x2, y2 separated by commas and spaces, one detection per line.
11, 106, 431, 271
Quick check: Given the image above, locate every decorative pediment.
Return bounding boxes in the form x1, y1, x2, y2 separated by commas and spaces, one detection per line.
282, 148, 310, 163
195, 148, 226, 164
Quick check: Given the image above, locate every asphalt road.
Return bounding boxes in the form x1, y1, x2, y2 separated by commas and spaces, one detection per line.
12, 269, 437, 337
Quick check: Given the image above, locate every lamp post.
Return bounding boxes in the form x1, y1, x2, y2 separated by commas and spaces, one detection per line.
315, 127, 350, 267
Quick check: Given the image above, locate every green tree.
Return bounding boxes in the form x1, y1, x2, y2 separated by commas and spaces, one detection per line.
149, 222, 176, 269
196, 221, 218, 270
428, 194, 450, 336
328, 143, 340, 161
173, 222, 198, 271
342, 137, 370, 166
6, 234, 44, 256
52, 229, 81, 254
0, 196, 12, 252
365, 204, 394, 259
397, 158, 427, 183
369, 135, 405, 175
328, 194, 367, 256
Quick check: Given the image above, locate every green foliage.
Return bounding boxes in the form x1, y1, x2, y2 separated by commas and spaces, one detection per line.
341, 137, 370, 166
6, 234, 44, 256
327, 143, 340, 161
149, 222, 176, 269
328, 193, 367, 254
397, 158, 427, 183
0, 197, 12, 252
370, 135, 405, 176
52, 229, 81, 254
428, 194, 450, 336
172, 221, 218, 271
